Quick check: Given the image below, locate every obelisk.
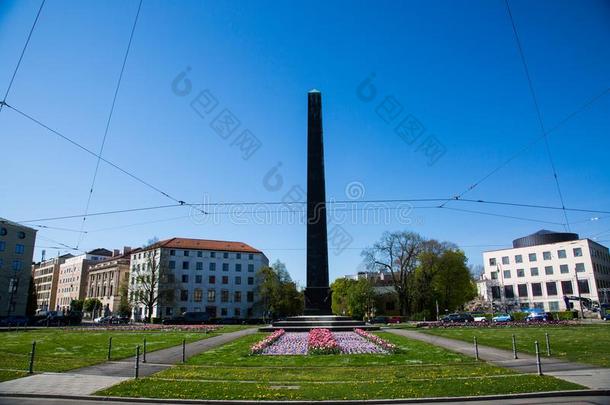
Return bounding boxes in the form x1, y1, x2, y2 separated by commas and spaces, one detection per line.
304, 90, 332, 315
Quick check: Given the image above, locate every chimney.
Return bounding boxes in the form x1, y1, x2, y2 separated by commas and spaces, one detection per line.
123, 246, 132, 255
113, 249, 120, 257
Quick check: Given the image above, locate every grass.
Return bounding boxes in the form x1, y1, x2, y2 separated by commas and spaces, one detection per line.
0, 370, 28, 382
0, 325, 246, 375
422, 324, 610, 367
97, 332, 583, 400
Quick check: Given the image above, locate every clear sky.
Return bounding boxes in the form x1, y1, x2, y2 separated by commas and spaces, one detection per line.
1, 0, 609, 287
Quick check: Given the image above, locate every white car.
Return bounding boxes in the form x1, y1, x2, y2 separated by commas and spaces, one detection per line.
473, 315, 487, 322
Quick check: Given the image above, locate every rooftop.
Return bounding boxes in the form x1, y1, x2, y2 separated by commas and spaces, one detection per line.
144, 237, 263, 254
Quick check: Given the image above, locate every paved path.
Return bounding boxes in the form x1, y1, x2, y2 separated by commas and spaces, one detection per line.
0, 328, 257, 396
386, 329, 610, 389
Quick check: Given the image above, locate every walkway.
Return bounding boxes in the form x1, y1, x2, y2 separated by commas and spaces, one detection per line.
0, 328, 257, 396
386, 329, 610, 389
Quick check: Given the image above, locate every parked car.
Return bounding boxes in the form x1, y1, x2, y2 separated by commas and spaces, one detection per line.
525, 312, 548, 322
441, 313, 474, 323
370, 316, 389, 324
95, 315, 128, 325
0, 315, 29, 327
492, 313, 513, 322
36, 311, 83, 326
162, 311, 210, 325
388, 316, 402, 324
471, 313, 488, 322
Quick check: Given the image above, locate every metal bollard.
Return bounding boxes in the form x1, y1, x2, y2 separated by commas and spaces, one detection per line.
545, 333, 551, 357
135, 345, 140, 379
511, 334, 518, 359
535, 341, 542, 375
143, 338, 147, 363
28, 341, 36, 374
107, 337, 113, 361
182, 339, 186, 363
474, 336, 479, 361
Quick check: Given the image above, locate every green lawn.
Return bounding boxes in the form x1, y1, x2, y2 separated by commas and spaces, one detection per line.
0, 370, 28, 382
97, 332, 582, 400
422, 324, 610, 367
0, 326, 241, 375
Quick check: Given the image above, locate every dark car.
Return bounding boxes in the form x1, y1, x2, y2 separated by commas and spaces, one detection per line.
370, 316, 389, 324
441, 313, 474, 323
0, 315, 29, 327
37, 311, 83, 326
162, 311, 210, 325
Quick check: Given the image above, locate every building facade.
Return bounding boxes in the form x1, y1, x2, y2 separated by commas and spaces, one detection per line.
129, 238, 268, 320
0, 218, 37, 316
32, 253, 73, 311
479, 230, 610, 314
56, 248, 113, 309
86, 248, 132, 315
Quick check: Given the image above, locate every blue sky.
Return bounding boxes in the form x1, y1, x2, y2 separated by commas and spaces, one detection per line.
1, 0, 609, 287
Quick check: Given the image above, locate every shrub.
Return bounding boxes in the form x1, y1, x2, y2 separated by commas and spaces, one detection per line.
553, 310, 577, 321
511, 312, 527, 321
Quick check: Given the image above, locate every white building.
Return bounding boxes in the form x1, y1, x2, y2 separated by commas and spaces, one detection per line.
479, 230, 610, 314
129, 238, 268, 320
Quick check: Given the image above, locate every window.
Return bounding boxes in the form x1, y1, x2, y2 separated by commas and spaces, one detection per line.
248, 264, 254, 272
18, 231, 25, 239
489, 258, 496, 266
207, 289, 216, 302
544, 266, 553, 275
221, 308, 228, 316
169, 260, 176, 269
12, 260, 22, 271
546, 282, 558, 296
197, 251, 202, 258
491, 286, 501, 299
221, 290, 229, 303
194, 289, 202, 302
222, 263, 229, 272
561, 280, 573, 295
247, 291, 254, 302
209, 262, 216, 271
248, 254, 254, 260
195, 275, 202, 283
502, 256, 510, 265
235, 308, 241, 317
0, 241, 5, 251
209, 275, 216, 284
577, 279, 590, 294
530, 267, 539, 276
180, 290, 188, 301
182, 274, 189, 283
504, 285, 514, 298
560, 264, 569, 274
222, 276, 228, 284
235, 263, 242, 272
223, 252, 229, 259
549, 301, 559, 311
170, 250, 176, 256
575, 263, 585, 273
515, 254, 523, 263
247, 277, 254, 285
573, 248, 583, 257
15, 244, 24, 254
182, 261, 189, 270
0, 227, 6, 236
235, 276, 241, 285
528, 253, 537, 262
234, 291, 241, 303
236, 253, 241, 259
184, 250, 189, 256
168, 273, 175, 283
196, 262, 203, 270
517, 269, 525, 277
543, 251, 551, 260
531, 283, 542, 296
557, 249, 567, 259
490, 272, 498, 280
503, 270, 511, 279
210, 252, 216, 258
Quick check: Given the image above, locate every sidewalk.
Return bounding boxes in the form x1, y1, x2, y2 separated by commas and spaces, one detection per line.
386, 329, 610, 389
0, 328, 257, 396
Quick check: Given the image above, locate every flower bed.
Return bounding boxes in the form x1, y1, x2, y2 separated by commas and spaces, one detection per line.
250, 329, 285, 354
355, 328, 397, 353
69, 324, 221, 333
334, 331, 388, 354
261, 332, 308, 355
307, 328, 340, 355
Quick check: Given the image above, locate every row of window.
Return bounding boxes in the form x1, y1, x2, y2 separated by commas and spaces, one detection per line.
160, 306, 251, 318
169, 250, 255, 260
0, 227, 27, 239
489, 248, 584, 266
490, 279, 590, 300
0, 242, 25, 254
490, 263, 586, 279
130, 289, 255, 304
0, 259, 23, 271
166, 261, 255, 272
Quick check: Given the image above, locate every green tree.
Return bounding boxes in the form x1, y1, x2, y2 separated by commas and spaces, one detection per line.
254, 260, 302, 320
331, 278, 377, 319
433, 250, 476, 313
331, 278, 354, 315
25, 277, 38, 317
117, 280, 132, 317
70, 299, 84, 312
83, 298, 103, 315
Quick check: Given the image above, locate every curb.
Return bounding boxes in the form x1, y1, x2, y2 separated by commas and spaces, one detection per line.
0, 389, 609, 404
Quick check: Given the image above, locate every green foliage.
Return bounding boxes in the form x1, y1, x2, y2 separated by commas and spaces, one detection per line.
25, 276, 37, 318
552, 310, 577, 320
117, 281, 132, 317
331, 278, 376, 319
254, 261, 303, 319
511, 312, 527, 321
83, 298, 103, 313
70, 299, 84, 312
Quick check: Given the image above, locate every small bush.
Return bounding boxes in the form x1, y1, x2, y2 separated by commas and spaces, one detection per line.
151, 317, 162, 324
511, 312, 527, 321
552, 310, 577, 321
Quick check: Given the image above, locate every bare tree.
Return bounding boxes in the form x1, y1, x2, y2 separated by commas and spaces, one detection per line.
130, 239, 175, 322
362, 231, 425, 316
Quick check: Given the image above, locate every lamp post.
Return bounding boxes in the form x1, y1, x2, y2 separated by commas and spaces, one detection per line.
575, 268, 584, 319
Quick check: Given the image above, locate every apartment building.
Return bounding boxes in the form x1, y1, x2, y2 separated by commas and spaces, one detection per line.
479, 230, 610, 314
86, 248, 132, 314
31, 253, 73, 311
0, 218, 37, 316
129, 238, 268, 320
56, 248, 113, 309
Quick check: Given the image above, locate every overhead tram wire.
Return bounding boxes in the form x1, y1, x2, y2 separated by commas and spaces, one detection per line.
19, 203, 184, 223
0, 0, 46, 115
439, 206, 566, 226
4, 103, 207, 217
77, 0, 143, 249
503, 0, 571, 231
